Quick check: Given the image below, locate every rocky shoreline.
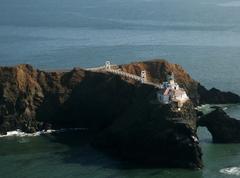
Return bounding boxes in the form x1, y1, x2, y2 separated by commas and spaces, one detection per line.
0, 59, 239, 169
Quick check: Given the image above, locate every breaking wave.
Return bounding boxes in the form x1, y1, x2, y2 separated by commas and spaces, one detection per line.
220, 167, 240, 176
0, 128, 87, 138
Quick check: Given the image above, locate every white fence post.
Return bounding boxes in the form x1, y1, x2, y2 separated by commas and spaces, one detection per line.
141, 70, 147, 83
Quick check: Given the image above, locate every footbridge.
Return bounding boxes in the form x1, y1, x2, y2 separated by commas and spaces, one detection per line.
86, 61, 160, 88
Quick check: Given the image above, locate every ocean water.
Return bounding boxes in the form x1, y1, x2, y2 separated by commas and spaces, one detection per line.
0, 0, 240, 177
1, 0, 240, 94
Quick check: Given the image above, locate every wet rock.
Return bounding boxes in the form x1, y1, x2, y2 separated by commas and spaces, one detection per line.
41, 123, 52, 131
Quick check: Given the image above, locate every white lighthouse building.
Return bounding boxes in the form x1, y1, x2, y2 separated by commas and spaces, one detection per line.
157, 73, 189, 107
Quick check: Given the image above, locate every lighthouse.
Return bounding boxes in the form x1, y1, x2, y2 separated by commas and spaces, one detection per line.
167, 73, 175, 85
157, 73, 189, 107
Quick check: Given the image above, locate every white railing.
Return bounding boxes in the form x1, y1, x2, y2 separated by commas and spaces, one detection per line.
85, 66, 106, 71
106, 68, 142, 81
85, 61, 160, 88
144, 81, 161, 88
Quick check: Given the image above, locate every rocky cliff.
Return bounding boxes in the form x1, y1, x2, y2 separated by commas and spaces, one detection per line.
0, 59, 239, 169
94, 101, 202, 168
198, 108, 240, 143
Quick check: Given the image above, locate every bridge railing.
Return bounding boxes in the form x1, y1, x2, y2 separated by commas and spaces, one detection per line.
106, 68, 142, 81
85, 61, 160, 88
85, 66, 106, 71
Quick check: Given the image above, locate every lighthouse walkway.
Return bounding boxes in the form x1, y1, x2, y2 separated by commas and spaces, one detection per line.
86, 62, 161, 89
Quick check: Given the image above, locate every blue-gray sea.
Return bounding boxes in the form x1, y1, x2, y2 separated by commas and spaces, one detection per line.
0, 0, 240, 177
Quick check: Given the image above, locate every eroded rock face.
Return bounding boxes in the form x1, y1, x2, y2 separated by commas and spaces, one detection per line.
198, 108, 240, 143
0, 64, 45, 134
94, 101, 202, 168
0, 65, 127, 133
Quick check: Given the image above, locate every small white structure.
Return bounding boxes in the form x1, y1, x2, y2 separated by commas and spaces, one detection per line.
105, 61, 111, 70
141, 70, 147, 83
157, 73, 189, 107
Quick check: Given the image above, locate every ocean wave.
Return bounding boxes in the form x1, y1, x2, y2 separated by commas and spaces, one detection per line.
220, 167, 240, 175
0, 128, 87, 138
196, 104, 233, 115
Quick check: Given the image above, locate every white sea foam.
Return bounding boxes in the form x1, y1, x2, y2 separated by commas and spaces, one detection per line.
0, 128, 87, 138
220, 167, 240, 176
195, 104, 214, 115
196, 104, 232, 115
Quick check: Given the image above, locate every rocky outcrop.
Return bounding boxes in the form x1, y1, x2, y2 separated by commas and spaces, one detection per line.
198, 108, 240, 143
0, 59, 239, 168
0, 60, 204, 169
198, 84, 240, 104
94, 101, 202, 168
0, 65, 130, 134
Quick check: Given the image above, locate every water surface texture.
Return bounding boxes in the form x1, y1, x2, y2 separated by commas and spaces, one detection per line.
1, 0, 240, 177
1, 0, 240, 93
